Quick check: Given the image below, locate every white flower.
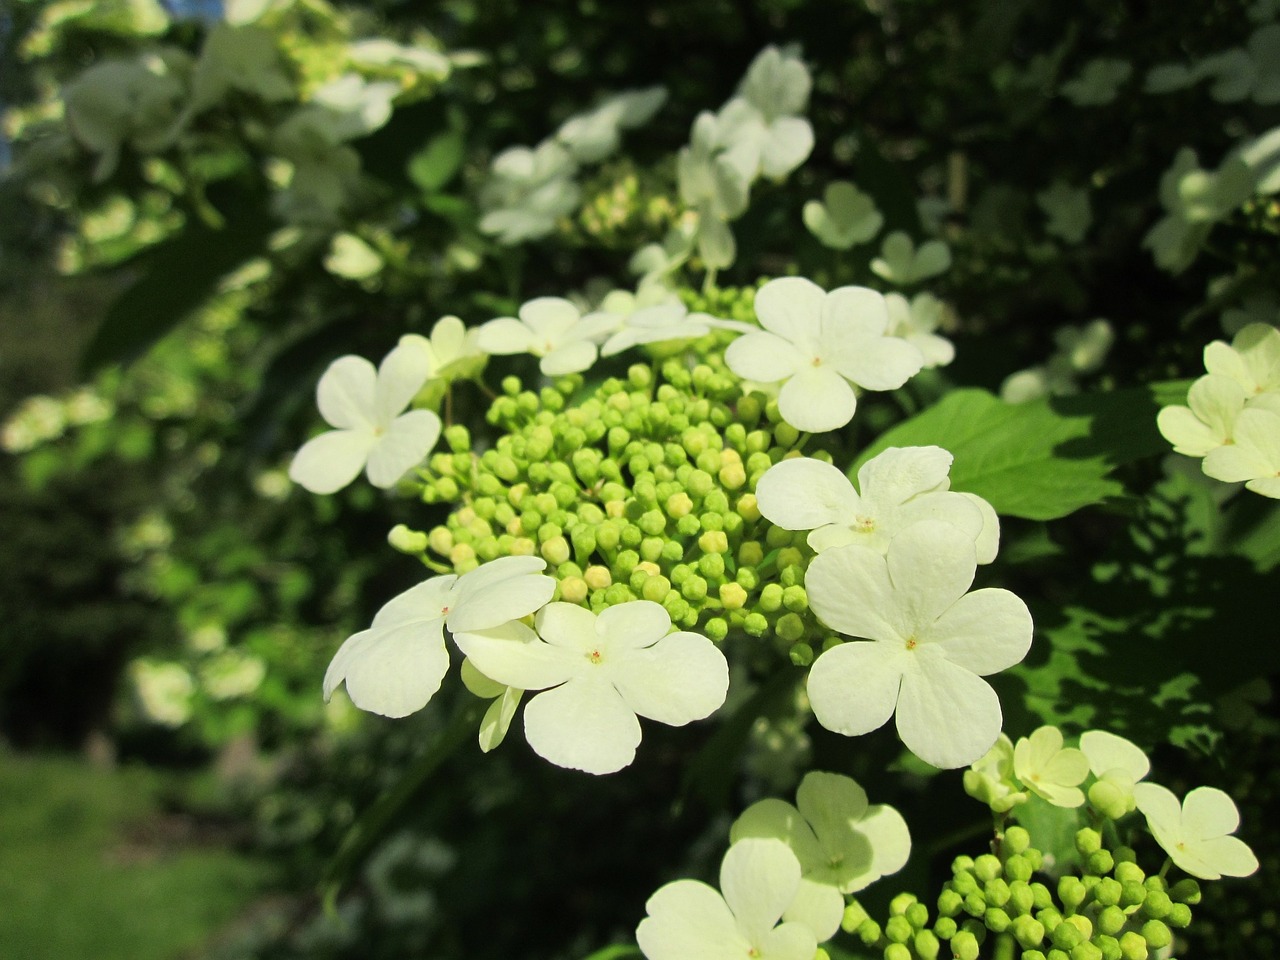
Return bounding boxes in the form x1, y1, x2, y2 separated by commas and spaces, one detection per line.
637, 838, 820, 960
725, 277, 925, 433
131, 660, 195, 727
963, 734, 1029, 813
399, 315, 486, 382
1080, 729, 1150, 818
804, 521, 1033, 769
479, 140, 581, 244
884, 293, 956, 368
870, 232, 952, 286
453, 601, 729, 775
716, 46, 815, 181
1202, 405, 1280, 497
678, 112, 752, 269
754, 447, 999, 562
289, 343, 442, 494
1011, 726, 1090, 808
476, 296, 620, 376
324, 232, 383, 280
1157, 374, 1248, 456
730, 771, 910, 941
555, 86, 667, 164
323, 556, 556, 719
1132, 783, 1259, 880
1204, 322, 1280, 397
803, 181, 883, 250
601, 301, 753, 356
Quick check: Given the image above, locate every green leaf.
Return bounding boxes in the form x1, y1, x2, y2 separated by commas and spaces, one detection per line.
79, 191, 273, 376
408, 129, 466, 193
853, 385, 1187, 520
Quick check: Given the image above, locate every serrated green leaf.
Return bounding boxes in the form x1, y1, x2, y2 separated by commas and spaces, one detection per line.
853, 385, 1185, 520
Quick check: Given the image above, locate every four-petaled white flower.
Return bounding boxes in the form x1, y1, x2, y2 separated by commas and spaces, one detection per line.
1132, 782, 1259, 880
1011, 725, 1091, 808
755, 447, 999, 562
678, 112, 752, 270
804, 521, 1034, 769
1080, 729, 1150, 818
453, 601, 729, 775
730, 771, 910, 942
601, 301, 753, 357
716, 45, 815, 182
476, 296, 620, 377
555, 86, 667, 164
289, 343, 443, 494
479, 140, 581, 244
870, 231, 952, 286
1202, 405, 1280, 498
323, 556, 556, 719
637, 838, 820, 960
884, 292, 956, 369
399, 315, 487, 383
725, 277, 925, 433
1204, 323, 1280, 398
803, 181, 883, 250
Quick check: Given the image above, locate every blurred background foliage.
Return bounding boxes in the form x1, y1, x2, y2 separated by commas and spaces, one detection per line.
1, 0, 1277, 957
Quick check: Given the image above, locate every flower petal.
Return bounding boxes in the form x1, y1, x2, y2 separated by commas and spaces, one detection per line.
316, 355, 376, 429
1182, 786, 1240, 840
730, 798, 824, 870
755, 457, 861, 531
373, 577, 453, 629
780, 878, 843, 944
759, 116, 814, 179
753, 277, 828, 342
609, 631, 729, 725
448, 557, 556, 632
475, 317, 539, 355
806, 545, 900, 642
452, 621, 576, 691
886, 520, 978, 635
1133, 782, 1183, 839
522, 676, 642, 774
540, 339, 598, 376
1189, 836, 1259, 879
856, 446, 954, 503
596, 599, 672, 650
478, 687, 523, 752
896, 655, 1002, 768
807, 641, 905, 737
365, 409, 442, 488
289, 428, 376, 494
638, 880, 746, 960
719, 838, 802, 946
1080, 730, 1150, 781
725, 331, 803, 383
533, 601, 601, 652
374, 341, 431, 424
519, 296, 581, 337
778, 367, 858, 433
927, 587, 1033, 675
340, 618, 450, 718
831, 335, 925, 392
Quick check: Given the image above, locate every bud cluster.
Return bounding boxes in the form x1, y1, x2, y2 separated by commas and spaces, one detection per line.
401, 350, 829, 651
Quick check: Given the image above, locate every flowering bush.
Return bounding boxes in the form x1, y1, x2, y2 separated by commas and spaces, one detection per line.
4, 0, 1279, 957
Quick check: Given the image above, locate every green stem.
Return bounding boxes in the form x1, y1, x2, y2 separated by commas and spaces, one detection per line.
993, 932, 1016, 960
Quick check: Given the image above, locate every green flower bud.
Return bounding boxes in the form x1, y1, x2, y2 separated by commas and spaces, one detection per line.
884, 944, 911, 960
886, 892, 914, 917
1023, 953, 1048, 960
776, 546, 803, 570
951, 929, 980, 960
719, 461, 747, 489
1094, 934, 1122, 960
885, 915, 912, 943
781, 584, 808, 612
541, 536, 571, 566
857, 918, 882, 946
742, 612, 769, 636
1166, 902, 1192, 928
914, 929, 940, 960
788, 643, 814, 666
1003, 826, 1032, 854
1004, 854, 1034, 883
974, 855, 1003, 883
1059, 877, 1087, 913
1051, 921, 1085, 950
560, 577, 588, 604
1168, 878, 1200, 905
1037, 907, 1063, 932
1086, 850, 1115, 876
758, 582, 784, 612
388, 524, 429, 554
1142, 875, 1166, 894
1075, 829, 1103, 857
1094, 878, 1122, 907
1070, 942, 1103, 960
687, 469, 715, 498
720, 582, 748, 610
776, 613, 805, 642
985, 907, 1011, 933
1008, 881, 1035, 916
937, 889, 964, 918
705, 617, 729, 642
1096, 905, 1126, 936
774, 421, 800, 447
736, 493, 761, 521
1023, 847, 1045, 871
1117, 931, 1147, 960
639, 537, 663, 563
700, 553, 726, 580
681, 575, 709, 601
963, 892, 986, 918
1113, 862, 1144, 885
951, 872, 979, 898
1119, 882, 1146, 908
842, 901, 869, 933
1030, 883, 1054, 911
1140, 890, 1171, 920
735, 566, 760, 591
1013, 916, 1046, 949
1061, 915, 1092, 940
642, 575, 671, 603
1088, 779, 1133, 820
933, 916, 958, 939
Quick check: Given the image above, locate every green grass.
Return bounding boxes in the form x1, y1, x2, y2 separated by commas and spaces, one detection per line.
0, 751, 273, 960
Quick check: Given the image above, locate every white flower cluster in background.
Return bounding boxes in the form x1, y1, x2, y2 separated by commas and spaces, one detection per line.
637, 772, 909, 958
478, 87, 667, 244
1157, 322, 1280, 498
1001, 318, 1115, 403
1145, 23, 1280, 105
756, 446, 1029, 769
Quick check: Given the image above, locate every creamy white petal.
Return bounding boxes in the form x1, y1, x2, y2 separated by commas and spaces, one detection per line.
806, 545, 900, 642
730, 798, 824, 870
323, 628, 374, 700
638, 880, 746, 960
719, 838, 802, 946
926, 587, 1033, 675
755, 457, 861, 531
374, 341, 431, 425
885, 521, 978, 635
478, 686, 522, 752
373, 577, 453, 629
778, 367, 857, 433
958, 492, 1001, 564
609, 631, 729, 725
753, 277, 828, 343
289, 428, 376, 494
539, 339, 598, 376
447, 557, 555, 632
316, 355, 377, 429
896, 655, 1002, 768
780, 877, 843, 943
830, 334, 925, 392
1080, 730, 1150, 781
726, 331, 804, 383
822, 285, 891, 339
807, 641, 905, 736
1182, 786, 1240, 840
1133, 782, 1183, 838
340, 618, 450, 718
1187, 836, 1259, 879
856, 446, 954, 503
452, 621, 577, 691
364, 409, 441, 488
759, 116, 814, 179
519, 296, 581, 337
534, 601, 600, 651
596, 600, 671, 650
475, 317, 539, 355
795, 771, 869, 843
860, 804, 912, 881
522, 676, 642, 774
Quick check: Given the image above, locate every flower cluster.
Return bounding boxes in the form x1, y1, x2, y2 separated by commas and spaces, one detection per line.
1157, 322, 1280, 498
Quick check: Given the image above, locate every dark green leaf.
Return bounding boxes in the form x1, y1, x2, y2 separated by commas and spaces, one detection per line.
408, 129, 467, 193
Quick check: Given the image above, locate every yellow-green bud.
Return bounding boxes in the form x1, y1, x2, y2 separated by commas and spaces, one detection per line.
985, 878, 1010, 907
776, 546, 803, 569
720, 582, 748, 610
719, 461, 747, 489
1008, 881, 1035, 916
889, 892, 918, 916
699, 529, 729, 555
782, 584, 808, 612
884, 945, 911, 960
776, 613, 805, 642
642, 575, 671, 603
974, 854, 1002, 883
905, 902, 929, 930
933, 916, 958, 939
1075, 828, 1102, 857
1094, 878, 1122, 907
1086, 850, 1115, 876
1166, 902, 1192, 928
951, 929, 980, 960
1003, 826, 1031, 854
1113, 862, 1144, 885
1013, 916, 1046, 949
1119, 881, 1146, 907
666, 491, 694, 518
510, 537, 537, 556
984, 907, 1011, 932
937, 890, 963, 918
389, 524, 429, 554
1141, 890, 1171, 919
1168, 878, 1200, 905
700, 553, 726, 579
584, 565, 612, 590
560, 577, 588, 604
914, 929, 940, 960
705, 617, 729, 642
842, 901, 869, 933
1052, 922, 1085, 951
1061, 915, 1092, 940
963, 892, 985, 917
1117, 931, 1147, 960
788, 643, 814, 666
1070, 942, 1103, 960
1059, 876, 1087, 912
1096, 906, 1126, 936
856, 918, 881, 946
736, 493, 761, 521
885, 915, 912, 944
1004, 854, 1033, 883
743, 612, 768, 636
541, 536, 571, 565
1094, 935, 1122, 960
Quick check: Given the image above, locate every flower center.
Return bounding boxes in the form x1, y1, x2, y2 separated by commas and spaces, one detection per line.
853, 514, 875, 533
587, 649, 603, 665
905, 636, 918, 651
